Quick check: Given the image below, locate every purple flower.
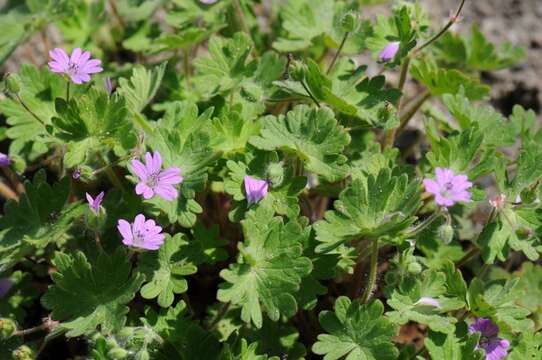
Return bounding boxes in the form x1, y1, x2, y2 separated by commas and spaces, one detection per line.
469, 318, 510, 360
379, 41, 400, 62
104, 77, 113, 95
117, 214, 165, 250
86, 191, 104, 214
244, 176, 269, 205
0, 152, 10, 167
0, 278, 13, 298
48, 48, 103, 84
414, 297, 441, 309
131, 151, 183, 201
423, 167, 472, 207
72, 168, 81, 180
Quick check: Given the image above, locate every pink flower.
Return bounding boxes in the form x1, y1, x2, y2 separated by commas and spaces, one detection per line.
48, 48, 103, 84
379, 41, 400, 62
244, 176, 269, 204
131, 151, 183, 201
423, 168, 472, 207
469, 318, 510, 360
117, 214, 165, 250
414, 297, 441, 309
0, 152, 10, 167
86, 191, 104, 214
104, 77, 113, 95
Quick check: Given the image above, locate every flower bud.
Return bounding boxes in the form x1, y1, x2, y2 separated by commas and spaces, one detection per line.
4, 74, 21, 94
266, 162, 284, 187
378, 41, 400, 62
290, 60, 307, 82
107, 348, 128, 359
407, 261, 422, 274
0, 318, 16, 339
438, 223, 454, 244
340, 12, 356, 33
12, 345, 34, 360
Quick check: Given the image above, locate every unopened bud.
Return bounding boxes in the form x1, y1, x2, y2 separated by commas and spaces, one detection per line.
266, 162, 284, 187
438, 223, 454, 244
12, 345, 34, 360
340, 12, 356, 33
290, 60, 307, 82
135, 351, 150, 360
4, 74, 21, 94
378, 41, 400, 62
107, 347, 128, 359
407, 262, 422, 274
0, 318, 16, 339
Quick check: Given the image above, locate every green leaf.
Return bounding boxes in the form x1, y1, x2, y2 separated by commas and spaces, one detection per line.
217, 205, 312, 328
52, 88, 136, 167
314, 169, 421, 253
312, 297, 398, 360
514, 263, 542, 330
442, 91, 516, 147
210, 105, 261, 154
424, 329, 484, 360
410, 59, 490, 100
0, 170, 85, 272
193, 32, 255, 96
508, 332, 542, 360
479, 208, 540, 264
182, 222, 228, 266
42, 249, 144, 337
435, 25, 525, 71
386, 270, 464, 333
118, 62, 166, 113
424, 125, 496, 178
144, 102, 220, 228
467, 278, 534, 333
0, 64, 65, 161
219, 338, 279, 360
275, 59, 401, 128
272, 0, 335, 52
138, 233, 198, 308
143, 301, 221, 359
250, 105, 350, 182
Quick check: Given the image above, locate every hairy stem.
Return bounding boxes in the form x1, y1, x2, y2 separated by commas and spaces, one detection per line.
14, 94, 46, 126
384, 56, 411, 148
232, 0, 258, 56
414, 0, 466, 54
207, 302, 230, 330
397, 90, 431, 133
360, 238, 379, 303
404, 210, 442, 237
0, 180, 18, 201
300, 81, 321, 108
65, 81, 70, 103
326, 31, 350, 75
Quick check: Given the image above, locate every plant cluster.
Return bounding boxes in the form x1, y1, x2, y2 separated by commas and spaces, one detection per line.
0, 0, 540, 359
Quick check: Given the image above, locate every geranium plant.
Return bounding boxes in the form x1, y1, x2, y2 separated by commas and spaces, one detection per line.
0, 0, 540, 359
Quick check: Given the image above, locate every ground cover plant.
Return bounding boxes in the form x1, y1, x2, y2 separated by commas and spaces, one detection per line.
0, 0, 541, 359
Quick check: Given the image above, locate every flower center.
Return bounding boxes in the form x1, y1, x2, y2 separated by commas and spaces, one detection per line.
146, 172, 160, 188
67, 62, 79, 76
132, 230, 146, 246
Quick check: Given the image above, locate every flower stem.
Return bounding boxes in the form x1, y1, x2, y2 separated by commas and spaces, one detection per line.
0, 180, 18, 201
232, 0, 258, 57
384, 56, 411, 148
397, 89, 431, 133
456, 208, 496, 267
14, 94, 46, 126
326, 31, 349, 75
360, 238, 379, 303
66, 81, 70, 102
405, 208, 442, 237
414, 0, 466, 54
97, 152, 125, 192
207, 302, 231, 330
300, 81, 320, 108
